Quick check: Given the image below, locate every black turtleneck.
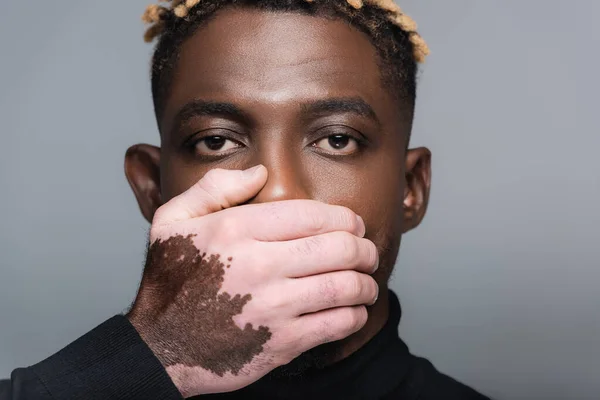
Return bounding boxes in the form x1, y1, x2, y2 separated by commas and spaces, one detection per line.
0, 291, 490, 399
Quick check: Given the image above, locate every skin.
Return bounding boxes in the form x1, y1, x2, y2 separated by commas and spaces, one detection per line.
125, 7, 431, 375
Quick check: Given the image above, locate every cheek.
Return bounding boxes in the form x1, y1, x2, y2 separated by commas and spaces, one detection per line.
307, 158, 406, 243
160, 156, 211, 202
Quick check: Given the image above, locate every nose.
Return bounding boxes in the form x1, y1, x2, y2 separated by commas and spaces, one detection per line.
250, 154, 310, 203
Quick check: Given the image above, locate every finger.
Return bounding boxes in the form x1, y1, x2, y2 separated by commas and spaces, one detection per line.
153, 165, 268, 225
225, 200, 366, 241
267, 231, 378, 278
289, 306, 369, 354
287, 271, 378, 316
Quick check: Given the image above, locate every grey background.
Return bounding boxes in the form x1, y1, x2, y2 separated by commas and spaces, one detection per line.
1, 1, 598, 398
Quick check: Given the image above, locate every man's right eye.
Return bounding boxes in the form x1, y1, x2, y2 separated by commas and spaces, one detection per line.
194, 136, 243, 156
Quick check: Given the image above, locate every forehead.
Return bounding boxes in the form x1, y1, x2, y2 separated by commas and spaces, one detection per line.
161, 7, 400, 132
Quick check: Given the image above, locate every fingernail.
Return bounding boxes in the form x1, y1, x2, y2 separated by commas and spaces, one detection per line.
243, 165, 263, 179
356, 215, 366, 238
372, 284, 379, 305
373, 255, 380, 273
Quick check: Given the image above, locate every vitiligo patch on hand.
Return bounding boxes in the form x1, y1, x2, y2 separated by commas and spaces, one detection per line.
132, 234, 272, 376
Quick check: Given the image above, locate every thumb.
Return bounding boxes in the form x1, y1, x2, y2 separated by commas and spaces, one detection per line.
153, 165, 267, 225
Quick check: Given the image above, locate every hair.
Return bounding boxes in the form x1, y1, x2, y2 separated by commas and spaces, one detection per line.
142, 0, 429, 120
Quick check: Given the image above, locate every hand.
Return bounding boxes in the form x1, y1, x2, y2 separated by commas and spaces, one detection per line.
127, 165, 379, 398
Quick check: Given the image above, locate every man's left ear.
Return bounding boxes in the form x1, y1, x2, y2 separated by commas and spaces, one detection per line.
403, 147, 432, 233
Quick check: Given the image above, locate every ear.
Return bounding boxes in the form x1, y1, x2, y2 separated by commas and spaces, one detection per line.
124, 144, 162, 223
403, 147, 432, 233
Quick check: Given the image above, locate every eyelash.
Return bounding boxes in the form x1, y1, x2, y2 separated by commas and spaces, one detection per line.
311, 130, 365, 155
184, 130, 242, 160
186, 128, 367, 159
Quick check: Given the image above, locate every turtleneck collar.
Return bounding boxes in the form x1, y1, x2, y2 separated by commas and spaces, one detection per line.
233, 290, 411, 400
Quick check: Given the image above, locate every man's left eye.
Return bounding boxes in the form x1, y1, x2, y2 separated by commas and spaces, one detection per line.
313, 135, 359, 154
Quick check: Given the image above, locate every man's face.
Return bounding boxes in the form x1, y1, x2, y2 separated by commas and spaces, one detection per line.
126, 6, 430, 372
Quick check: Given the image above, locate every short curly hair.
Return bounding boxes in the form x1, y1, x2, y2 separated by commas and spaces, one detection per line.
142, 0, 429, 120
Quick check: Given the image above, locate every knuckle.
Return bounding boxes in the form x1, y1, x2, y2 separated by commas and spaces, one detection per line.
265, 295, 284, 313
318, 275, 338, 306
152, 199, 180, 226
365, 239, 379, 269
214, 214, 241, 241
345, 306, 368, 333
253, 258, 273, 283
338, 206, 358, 232
307, 211, 326, 233
293, 200, 326, 232
344, 271, 364, 299
150, 207, 167, 228
337, 232, 360, 264
261, 282, 287, 310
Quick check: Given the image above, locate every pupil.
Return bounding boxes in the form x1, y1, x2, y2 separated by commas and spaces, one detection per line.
328, 135, 349, 149
205, 136, 226, 151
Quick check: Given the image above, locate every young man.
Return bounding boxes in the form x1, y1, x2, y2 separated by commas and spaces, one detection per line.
0, 0, 490, 398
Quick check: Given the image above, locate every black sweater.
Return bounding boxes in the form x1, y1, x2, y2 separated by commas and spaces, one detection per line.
0, 292, 490, 399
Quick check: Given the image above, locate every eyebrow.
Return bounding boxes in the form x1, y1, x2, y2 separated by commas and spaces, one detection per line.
170, 100, 251, 134
301, 97, 380, 126
169, 96, 380, 134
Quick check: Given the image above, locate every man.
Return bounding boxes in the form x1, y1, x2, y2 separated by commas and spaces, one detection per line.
0, 0, 490, 398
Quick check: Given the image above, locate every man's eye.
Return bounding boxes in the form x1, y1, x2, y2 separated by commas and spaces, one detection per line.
313, 135, 359, 155
195, 136, 242, 154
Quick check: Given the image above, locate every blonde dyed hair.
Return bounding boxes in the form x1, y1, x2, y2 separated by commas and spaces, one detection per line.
142, 0, 429, 62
